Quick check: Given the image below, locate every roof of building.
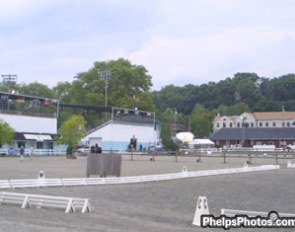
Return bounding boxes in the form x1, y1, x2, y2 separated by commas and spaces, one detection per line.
253, 112, 295, 120
212, 113, 250, 123
13, 132, 56, 141
211, 127, 295, 140
0, 91, 57, 102
213, 111, 295, 123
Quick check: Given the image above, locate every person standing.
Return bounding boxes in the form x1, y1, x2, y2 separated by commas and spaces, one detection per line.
130, 135, 137, 161
19, 145, 25, 162
94, 144, 102, 153
130, 135, 137, 151
30, 146, 34, 159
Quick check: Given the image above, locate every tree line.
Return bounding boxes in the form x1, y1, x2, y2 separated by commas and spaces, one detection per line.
154, 72, 295, 141
1, 58, 295, 148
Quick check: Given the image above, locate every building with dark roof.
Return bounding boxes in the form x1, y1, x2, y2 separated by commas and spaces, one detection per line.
211, 127, 295, 148
212, 111, 295, 133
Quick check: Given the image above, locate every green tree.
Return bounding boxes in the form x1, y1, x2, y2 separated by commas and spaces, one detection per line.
232, 76, 260, 107
0, 81, 18, 93
190, 104, 212, 138
216, 102, 251, 116
55, 58, 155, 128
52, 82, 73, 103
158, 108, 179, 150
135, 92, 156, 112
70, 58, 153, 108
260, 74, 295, 104
57, 115, 86, 155
0, 120, 14, 146
18, 82, 55, 99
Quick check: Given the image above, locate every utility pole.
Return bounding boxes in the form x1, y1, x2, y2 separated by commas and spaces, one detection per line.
241, 116, 247, 147
174, 108, 177, 136
2, 74, 17, 84
98, 70, 112, 107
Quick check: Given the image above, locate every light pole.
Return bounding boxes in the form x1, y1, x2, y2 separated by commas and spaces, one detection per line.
174, 108, 177, 136
241, 116, 247, 147
98, 70, 112, 107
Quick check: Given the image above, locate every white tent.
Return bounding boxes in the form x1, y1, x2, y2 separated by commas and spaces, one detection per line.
188, 139, 214, 149
176, 132, 194, 143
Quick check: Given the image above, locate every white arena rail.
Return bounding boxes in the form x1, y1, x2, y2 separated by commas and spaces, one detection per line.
0, 191, 91, 213
221, 208, 295, 217
287, 161, 295, 168
0, 180, 11, 189
0, 165, 280, 189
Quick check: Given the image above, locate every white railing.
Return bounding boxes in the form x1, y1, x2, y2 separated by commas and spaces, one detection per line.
221, 208, 295, 217
0, 191, 91, 213
0, 148, 66, 156
0, 165, 280, 189
287, 161, 295, 168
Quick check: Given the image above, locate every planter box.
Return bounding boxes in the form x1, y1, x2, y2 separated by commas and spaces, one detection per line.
86, 153, 121, 177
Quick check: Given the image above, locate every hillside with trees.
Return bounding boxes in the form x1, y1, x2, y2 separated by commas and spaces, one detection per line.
154, 73, 295, 139
1, 58, 295, 146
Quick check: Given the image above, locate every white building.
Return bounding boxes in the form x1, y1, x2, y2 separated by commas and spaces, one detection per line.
82, 107, 159, 151
212, 111, 295, 133
0, 92, 159, 153
188, 139, 214, 149
0, 92, 58, 151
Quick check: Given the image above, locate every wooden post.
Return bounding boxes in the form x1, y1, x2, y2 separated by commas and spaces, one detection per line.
131, 150, 133, 161
223, 151, 226, 163
248, 153, 252, 165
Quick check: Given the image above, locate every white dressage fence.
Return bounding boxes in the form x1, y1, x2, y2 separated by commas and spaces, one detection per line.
193, 196, 295, 227
0, 148, 66, 156
0, 191, 91, 213
221, 208, 295, 217
0, 165, 280, 189
287, 161, 295, 168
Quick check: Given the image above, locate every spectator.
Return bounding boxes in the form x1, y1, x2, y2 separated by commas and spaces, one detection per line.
95, 144, 102, 153
19, 145, 25, 162
130, 135, 137, 151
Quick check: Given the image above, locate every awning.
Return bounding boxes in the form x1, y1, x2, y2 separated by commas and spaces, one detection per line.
189, 139, 214, 145
24, 134, 52, 141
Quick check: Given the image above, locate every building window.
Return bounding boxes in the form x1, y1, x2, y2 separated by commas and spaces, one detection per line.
287, 122, 290, 127
230, 122, 233, 127
17, 142, 25, 148
282, 122, 285, 127
216, 123, 219, 128
223, 123, 226, 128
273, 122, 276, 127
259, 122, 263, 127
237, 122, 240, 127
251, 122, 254, 127
265, 122, 269, 127
37, 142, 43, 149
49, 142, 53, 149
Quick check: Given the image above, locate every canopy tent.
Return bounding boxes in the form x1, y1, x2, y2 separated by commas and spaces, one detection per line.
176, 132, 194, 143
188, 139, 214, 149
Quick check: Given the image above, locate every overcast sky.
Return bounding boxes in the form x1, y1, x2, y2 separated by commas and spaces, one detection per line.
1, 0, 295, 90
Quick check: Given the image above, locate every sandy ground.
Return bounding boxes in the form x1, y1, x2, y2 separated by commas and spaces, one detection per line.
0, 154, 294, 232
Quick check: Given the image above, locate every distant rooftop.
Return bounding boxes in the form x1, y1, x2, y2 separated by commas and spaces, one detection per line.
0, 91, 58, 118
211, 127, 295, 141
